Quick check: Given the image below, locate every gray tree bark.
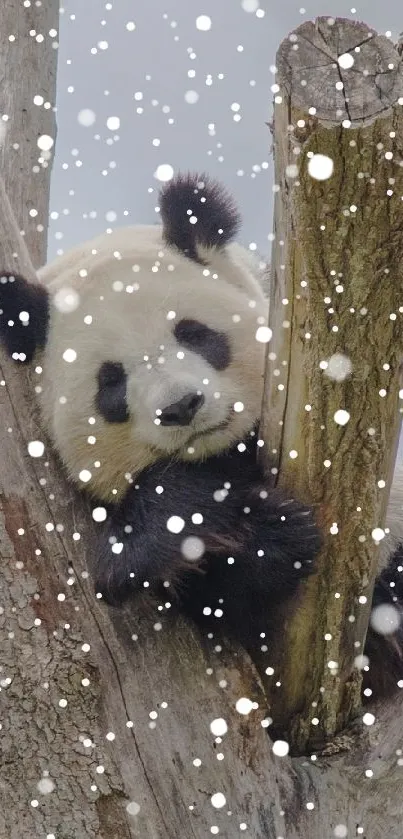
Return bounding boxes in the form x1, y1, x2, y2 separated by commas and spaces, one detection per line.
0, 0, 58, 267
1, 9, 403, 839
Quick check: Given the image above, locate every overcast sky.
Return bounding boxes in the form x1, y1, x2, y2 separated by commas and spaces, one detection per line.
49, 1, 403, 262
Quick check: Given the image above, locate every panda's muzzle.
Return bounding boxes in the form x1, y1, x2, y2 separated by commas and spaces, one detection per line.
159, 392, 205, 426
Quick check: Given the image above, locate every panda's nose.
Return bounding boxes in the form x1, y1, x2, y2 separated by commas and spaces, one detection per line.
159, 392, 205, 426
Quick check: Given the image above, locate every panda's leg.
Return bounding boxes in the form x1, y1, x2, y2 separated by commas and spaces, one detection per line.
363, 457, 403, 699
363, 546, 403, 700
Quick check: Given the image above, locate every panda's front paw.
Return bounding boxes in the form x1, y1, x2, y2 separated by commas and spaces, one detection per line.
93, 517, 205, 607
229, 485, 323, 598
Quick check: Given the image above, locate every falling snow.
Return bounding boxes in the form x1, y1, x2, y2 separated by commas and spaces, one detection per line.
211, 792, 226, 809
272, 740, 289, 757
37, 134, 54, 151
28, 440, 45, 458
370, 603, 401, 635
154, 163, 174, 182
307, 153, 334, 181
181, 536, 205, 560
235, 697, 255, 715
324, 353, 353, 382
333, 409, 350, 426
210, 718, 228, 736
255, 326, 272, 343
338, 52, 354, 69
126, 801, 141, 816
78, 108, 96, 127
167, 515, 185, 534
54, 286, 80, 313
195, 15, 212, 31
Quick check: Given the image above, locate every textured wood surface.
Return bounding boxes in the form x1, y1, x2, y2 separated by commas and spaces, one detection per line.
0, 0, 58, 268
260, 16, 403, 751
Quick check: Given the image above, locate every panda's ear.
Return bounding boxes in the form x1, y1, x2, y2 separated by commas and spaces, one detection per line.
0, 273, 49, 362
159, 172, 241, 262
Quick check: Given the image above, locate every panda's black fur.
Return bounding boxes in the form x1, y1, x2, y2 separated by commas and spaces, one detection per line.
0, 172, 402, 703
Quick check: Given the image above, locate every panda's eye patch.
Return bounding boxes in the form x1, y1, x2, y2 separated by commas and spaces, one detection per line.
174, 319, 231, 371
96, 361, 129, 423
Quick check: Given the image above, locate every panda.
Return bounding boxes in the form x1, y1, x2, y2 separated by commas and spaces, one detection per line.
0, 172, 402, 700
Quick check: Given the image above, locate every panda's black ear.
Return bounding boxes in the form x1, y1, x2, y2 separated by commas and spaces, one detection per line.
0, 273, 49, 362
159, 172, 241, 262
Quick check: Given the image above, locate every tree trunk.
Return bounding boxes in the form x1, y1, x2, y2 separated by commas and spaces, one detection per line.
1, 9, 403, 838
259, 15, 403, 753
0, 0, 58, 267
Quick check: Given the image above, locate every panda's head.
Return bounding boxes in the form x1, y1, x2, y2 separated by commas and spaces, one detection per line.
0, 174, 268, 502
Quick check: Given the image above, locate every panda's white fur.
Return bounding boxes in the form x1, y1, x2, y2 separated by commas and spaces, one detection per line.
0, 172, 402, 701
37, 221, 403, 564
37, 225, 267, 502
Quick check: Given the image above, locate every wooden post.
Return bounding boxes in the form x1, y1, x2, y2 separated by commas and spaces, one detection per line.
260, 16, 403, 751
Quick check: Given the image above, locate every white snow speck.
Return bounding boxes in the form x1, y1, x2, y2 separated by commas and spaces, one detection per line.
54, 287, 80, 313
272, 740, 289, 757
37, 134, 54, 151
286, 163, 299, 178
210, 717, 228, 736
154, 163, 174, 182
308, 153, 334, 181
79, 469, 92, 483
112, 542, 123, 554
324, 353, 352, 382
255, 326, 272, 343
37, 778, 55, 795
333, 409, 350, 426
338, 52, 354, 69
28, 440, 45, 458
242, 0, 259, 11
213, 489, 228, 503
334, 826, 348, 839
370, 603, 401, 635
185, 90, 199, 104
78, 108, 96, 127
362, 712, 375, 726
92, 507, 107, 522
196, 15, 212, 30
181, 536, 205, 560
126, 801, 141, 816
233, 401, 244, 413
167, 515, 185, 534
62, 348, 77, 363
371, 527, 385, 542
106, 116, 120, 131
354, 654, 369, 670
235, 697, 254, 715
211, 793, 226, 809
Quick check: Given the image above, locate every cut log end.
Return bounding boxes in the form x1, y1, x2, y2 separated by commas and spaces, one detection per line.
276, 16, 403, 125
